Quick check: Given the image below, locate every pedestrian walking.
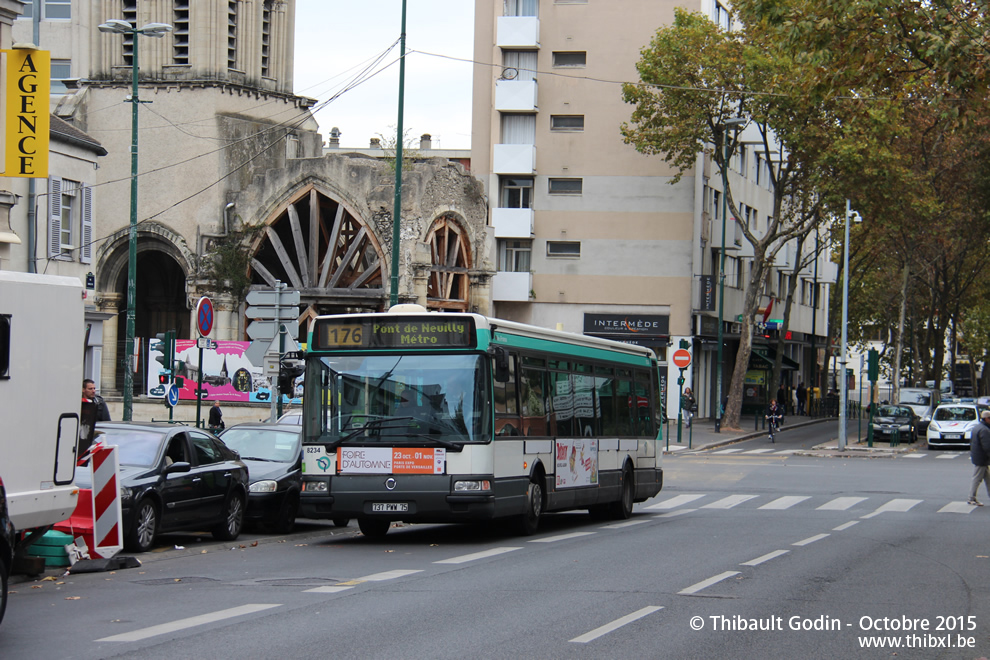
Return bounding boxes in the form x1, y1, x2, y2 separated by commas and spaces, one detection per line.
797, 382, 807, 415
776, 384, 788, 415
208, 400, 225, 433
969, 410, 990, 506
681, 387, 697, 428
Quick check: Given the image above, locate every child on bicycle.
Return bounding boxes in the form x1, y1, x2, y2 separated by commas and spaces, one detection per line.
765, 399, 783, 440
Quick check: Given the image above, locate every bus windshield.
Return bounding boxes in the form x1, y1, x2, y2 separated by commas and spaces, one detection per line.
305, 353, 491, 447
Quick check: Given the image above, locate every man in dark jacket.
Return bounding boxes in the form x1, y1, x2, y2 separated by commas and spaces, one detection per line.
82, 379, 111, 422
969, 410, 990, 506
208, 400, 224, 432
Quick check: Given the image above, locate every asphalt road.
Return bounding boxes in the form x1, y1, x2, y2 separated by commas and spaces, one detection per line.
2, 424, 987, 659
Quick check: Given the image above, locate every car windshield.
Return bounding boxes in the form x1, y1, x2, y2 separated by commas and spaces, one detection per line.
303, 353, 491, 446
220, 427, 300, 462
94, 428, 164, 467
878, 406, 910, 417
277, 412, 302, 425
899, 391, 931, 405
934, 406, 976, 422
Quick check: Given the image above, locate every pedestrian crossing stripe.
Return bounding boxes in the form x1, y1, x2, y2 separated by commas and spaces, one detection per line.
646, 493, 970, 514
682, 448, 966, 458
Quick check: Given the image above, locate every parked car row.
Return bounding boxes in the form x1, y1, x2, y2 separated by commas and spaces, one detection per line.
77, 420, 312, 553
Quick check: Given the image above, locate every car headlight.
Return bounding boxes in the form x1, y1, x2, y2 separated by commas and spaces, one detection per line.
249, 480, 278, 493
453, 480, 492, 492
119, 485, 133, 503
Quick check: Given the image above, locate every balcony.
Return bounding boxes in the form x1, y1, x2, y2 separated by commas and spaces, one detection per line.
493, 143, 536, 175
709, 215, 742, 251
495, 79, 538, 112
492, 271, 532, 302
497, 16, 539, 48
492, 207, 534, 238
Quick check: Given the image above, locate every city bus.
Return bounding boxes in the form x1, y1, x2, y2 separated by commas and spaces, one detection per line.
297, 305, 663, 537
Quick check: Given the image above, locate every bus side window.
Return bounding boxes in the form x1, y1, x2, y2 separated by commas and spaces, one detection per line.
520, 367, 548, 437
633, 372, 651, 436
597, 370, 616, 436
551, 370, 574, 436
494, 353, 520, 436
574, 364, 599, 436
613, 377, 634, 436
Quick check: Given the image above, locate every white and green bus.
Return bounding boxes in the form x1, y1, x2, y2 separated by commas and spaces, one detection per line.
298, 305, 663, 537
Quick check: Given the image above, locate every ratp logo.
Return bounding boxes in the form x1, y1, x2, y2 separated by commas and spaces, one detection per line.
316, 456, 331, 472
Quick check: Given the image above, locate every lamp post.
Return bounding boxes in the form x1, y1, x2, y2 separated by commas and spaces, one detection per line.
98, 19, 172, 421
389, 0, 408, 308
714, 117, 746, 432
838, 199, 861, 449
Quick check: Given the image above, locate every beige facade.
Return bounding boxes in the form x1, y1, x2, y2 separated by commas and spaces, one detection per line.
472, 0, 833, 419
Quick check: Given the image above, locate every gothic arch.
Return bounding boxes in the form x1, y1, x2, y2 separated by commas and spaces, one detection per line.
248, 184, 386, 317
95, 222, 194, 293
425, 214, 472, 311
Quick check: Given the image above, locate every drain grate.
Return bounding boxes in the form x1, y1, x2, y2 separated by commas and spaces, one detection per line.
254, 577, 344, 587
133, 577, 220, 585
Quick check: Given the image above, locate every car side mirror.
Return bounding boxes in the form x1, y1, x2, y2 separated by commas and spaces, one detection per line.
164, 461, 191, 475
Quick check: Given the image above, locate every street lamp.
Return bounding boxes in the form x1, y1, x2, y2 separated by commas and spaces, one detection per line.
838, 199, 861, 449
714, 116, 746, 433
99, 19, 172, 421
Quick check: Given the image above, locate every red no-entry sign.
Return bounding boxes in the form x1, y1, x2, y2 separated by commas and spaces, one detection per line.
672, 349, 692, 369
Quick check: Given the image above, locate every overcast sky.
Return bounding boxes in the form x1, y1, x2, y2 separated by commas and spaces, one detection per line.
293, 1, 475, 150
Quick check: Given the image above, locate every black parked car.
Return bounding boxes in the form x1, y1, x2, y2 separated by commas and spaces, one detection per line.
82, 422, 249, 553
0, 476, 14, 626
219, 424, 302, 533
871, 405, 919, 442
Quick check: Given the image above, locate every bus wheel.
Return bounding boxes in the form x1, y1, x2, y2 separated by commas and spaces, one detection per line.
609, 468, 634, 520
517, 476, 544, 536
358, 518, 390, 538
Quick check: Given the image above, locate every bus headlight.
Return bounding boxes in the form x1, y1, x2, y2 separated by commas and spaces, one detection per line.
303, 480, 328, 493
249, 480, 278, 493
454, 480, 491, 492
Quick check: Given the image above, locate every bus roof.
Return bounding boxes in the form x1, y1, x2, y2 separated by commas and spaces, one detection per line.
309, 307, 657, 363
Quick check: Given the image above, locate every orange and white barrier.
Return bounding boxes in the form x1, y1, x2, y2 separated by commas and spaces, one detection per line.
56, 444, 122, 559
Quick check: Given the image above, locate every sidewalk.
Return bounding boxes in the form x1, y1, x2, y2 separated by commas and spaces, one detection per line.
661, 414, 926, 457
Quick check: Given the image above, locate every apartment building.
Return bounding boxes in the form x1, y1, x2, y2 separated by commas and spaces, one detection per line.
472, 0, 836, 419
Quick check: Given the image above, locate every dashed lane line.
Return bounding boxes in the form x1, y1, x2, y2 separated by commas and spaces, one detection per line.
793, 533, 830, 546
95, 604, 281, 643
678, 571, 741, 595
740, 550, 789, 567
529, 532, 597, 543
434, 547, 522, 564
569, 606, 664, 644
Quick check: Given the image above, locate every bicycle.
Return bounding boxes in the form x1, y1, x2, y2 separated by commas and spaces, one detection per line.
766, 414, 782, 443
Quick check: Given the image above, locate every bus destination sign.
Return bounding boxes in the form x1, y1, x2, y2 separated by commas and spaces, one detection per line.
313, 316, 476, 350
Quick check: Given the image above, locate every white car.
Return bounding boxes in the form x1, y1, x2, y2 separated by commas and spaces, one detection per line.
926, 403, 989, 449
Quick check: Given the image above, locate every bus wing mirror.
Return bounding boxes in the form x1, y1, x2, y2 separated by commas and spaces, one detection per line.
491, 346, 510, 382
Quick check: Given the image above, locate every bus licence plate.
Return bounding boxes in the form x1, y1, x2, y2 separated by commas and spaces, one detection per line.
372, 503, 408, 512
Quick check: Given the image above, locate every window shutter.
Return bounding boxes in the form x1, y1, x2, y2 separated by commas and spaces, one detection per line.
47, 177, 62, 259
80, 185, 93, 264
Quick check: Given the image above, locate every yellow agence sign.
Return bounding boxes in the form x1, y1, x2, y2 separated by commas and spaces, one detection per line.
4, 49, 50, 178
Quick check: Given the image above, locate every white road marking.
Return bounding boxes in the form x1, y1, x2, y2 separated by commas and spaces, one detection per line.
601, 519, 650, 529
434, 547, 522, 564
793, 533, 830, 546
678, 571, 741, 595
903, 454, 926, 459
355, 569, 423, 581
529, 532, 596, 543
702, 495, 758, 509
745, 448, 777, 454
773, 450, 800, 454
938, 502, 977, 514
654, 508, 696, 518
304, 586, 354, 594
861, 499, 922, 519
832, 521, 860, 531
644, 494, 705, 510
569, 606, 664, 644
740, 550, 789, 566
817, 496, 867, 511
935, 454, 962, 459
665, 445, 688, 451
713, 448, 745, 454
95, 604, 281, 643
759, 496, 811, 510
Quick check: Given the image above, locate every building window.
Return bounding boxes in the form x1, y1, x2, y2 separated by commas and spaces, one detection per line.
261, 3, 272, 77
547, 241, 581, 258
501, 113, 536, 144
122, 1, 136, 67
47, 177, 92, 263
714, 1, 731, 30
23, 0, 72, 19
501, 177, 534, 208
548, 178, 582, 195
174, 0, 190, 65
227, 0, 239, 70
499, 239, 532, 272
59, 180, 78, 256
713, 190, 721, 221
502, 50, 537, 82
504, 0, 538, 16
552, 52, 586, 68
50, 60, 71, 94
550, 115, 584, 132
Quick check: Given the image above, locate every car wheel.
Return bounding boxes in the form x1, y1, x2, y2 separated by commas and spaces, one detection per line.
272, 493, 299, 535
357, 518, 390, 538
0, 554, 8, 626
213, 492, 245, 541
332, 518, 350, 528
125, 499, 158, 553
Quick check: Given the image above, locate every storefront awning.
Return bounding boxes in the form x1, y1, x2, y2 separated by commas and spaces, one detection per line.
748, 344, 799, 371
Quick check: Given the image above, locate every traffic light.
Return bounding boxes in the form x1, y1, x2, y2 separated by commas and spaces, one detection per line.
154, 331, 175, 383
278, 358, 305, 399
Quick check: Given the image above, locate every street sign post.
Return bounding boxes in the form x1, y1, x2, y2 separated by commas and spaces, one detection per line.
245, 305, 299, 320
165, 384, 179, 408
247, 320, 298, 341
672, 349, 692, 369
245, 289, 301, 307
196, 297, 214, 336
